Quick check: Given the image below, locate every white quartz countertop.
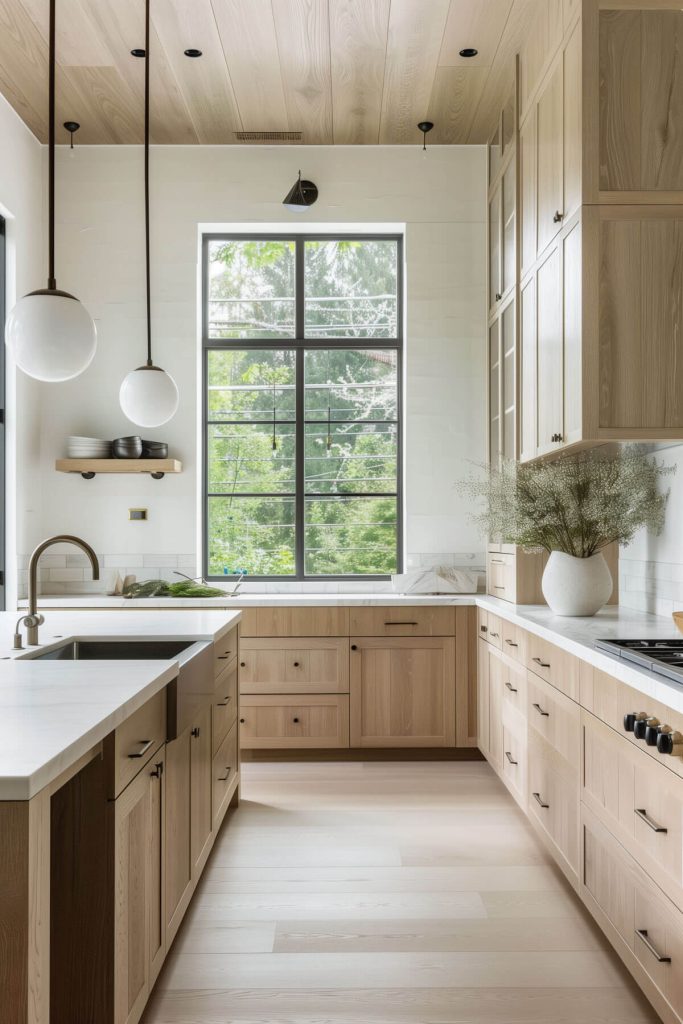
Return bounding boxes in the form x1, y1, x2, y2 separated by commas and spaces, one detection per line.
0, 609, 241, 801
20, 593, 480, 608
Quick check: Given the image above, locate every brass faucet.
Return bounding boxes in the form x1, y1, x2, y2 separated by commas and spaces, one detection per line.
17, 535, 100, 647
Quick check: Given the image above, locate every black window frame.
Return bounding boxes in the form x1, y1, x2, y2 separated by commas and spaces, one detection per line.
0, 216, 5, 608
202, 232, 404, 582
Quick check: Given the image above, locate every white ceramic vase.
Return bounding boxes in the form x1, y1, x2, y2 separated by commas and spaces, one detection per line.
541, 551, 613, 616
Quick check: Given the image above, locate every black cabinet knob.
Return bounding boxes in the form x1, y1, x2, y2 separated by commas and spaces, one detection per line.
239, 717, 245, 724
240, 661, 246, 667
634, 719, 648, 740
351, 644, 357, 650
624, 713, 637, 733
658, 730, 675, 755
495, 291, 502, 301
293, 717, 300, 723
645, 725, 661, 746
293, 661, 300, 667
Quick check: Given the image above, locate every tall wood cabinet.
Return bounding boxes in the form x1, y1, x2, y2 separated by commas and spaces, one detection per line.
509, 0, 683, 460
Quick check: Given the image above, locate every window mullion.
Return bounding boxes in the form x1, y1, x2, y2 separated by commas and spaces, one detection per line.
295, 239, 306, 579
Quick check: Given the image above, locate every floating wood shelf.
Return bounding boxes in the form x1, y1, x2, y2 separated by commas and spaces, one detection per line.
56, 458, 182, 480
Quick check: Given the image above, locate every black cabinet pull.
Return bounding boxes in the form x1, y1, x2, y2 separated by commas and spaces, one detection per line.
635, 808, 667, 834
217, 696, 231, 707
532, 656, 550, 669
191, 727, 200, 738
532, 702, 550, 718
553, 210, 564, 223
217, 767, 231, 782
505, 681, 518, 693
505, 751, 518, 765
383, 621, 418, 626
128, 739, 154, 759
505, 639, 518, 648
532, 792, 549, 809
150, 761, 164, 778
495, 291, 502, 301
636, 929, 671, 963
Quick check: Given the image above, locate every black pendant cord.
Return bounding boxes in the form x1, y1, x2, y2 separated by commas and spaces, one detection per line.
144, 0, 152, 367
47, 0, 56, 290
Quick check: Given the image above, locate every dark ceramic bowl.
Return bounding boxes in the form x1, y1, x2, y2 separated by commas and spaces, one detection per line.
113, 435, 143, 459
141, 440, 168, 459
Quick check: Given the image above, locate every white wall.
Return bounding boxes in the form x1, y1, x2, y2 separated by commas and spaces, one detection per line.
620, 444, 683, 617
0, 94, 44, 606
30, 144, 486, 589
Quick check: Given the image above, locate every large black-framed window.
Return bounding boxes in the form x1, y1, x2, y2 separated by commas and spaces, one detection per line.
0, 217, 5, 608
203, 234, 403, 581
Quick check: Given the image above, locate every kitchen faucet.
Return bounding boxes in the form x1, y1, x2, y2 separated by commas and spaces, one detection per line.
15, 535, 100, 648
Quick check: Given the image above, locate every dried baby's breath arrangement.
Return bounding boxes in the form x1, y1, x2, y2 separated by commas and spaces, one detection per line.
461, 448, 672, 558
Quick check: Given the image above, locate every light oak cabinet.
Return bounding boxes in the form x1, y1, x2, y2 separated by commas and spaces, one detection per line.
515, 2, 683, 461
164, 725, 192, 944
350, 637, 456, 747
240, 694, 350, 749
190, 703, 213, 879
114, 747, 165, 1024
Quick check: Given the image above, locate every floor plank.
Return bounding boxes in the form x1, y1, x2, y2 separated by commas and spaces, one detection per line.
142, 761, 657, 1024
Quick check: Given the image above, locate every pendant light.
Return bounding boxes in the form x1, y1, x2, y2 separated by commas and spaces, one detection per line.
119, 0, 178, 428
282, 171, 318, 213
5, 0, 96, 382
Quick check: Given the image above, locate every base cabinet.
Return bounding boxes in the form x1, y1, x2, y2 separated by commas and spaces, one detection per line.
114, 748, 165, 1024
164, 727, 192, 945
350, 637, 456, 748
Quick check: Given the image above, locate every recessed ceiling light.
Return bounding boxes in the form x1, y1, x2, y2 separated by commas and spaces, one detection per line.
459, 47, 478, 57
184, 48, 202, 57
131, 48, 145, 57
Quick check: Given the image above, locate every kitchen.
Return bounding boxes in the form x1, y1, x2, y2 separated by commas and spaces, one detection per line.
2, 1, 683, 1022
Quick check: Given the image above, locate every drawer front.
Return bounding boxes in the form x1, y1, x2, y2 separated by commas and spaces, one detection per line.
239, 695, 350, 749
239, 637, 349, 694
502, 723, 526, 807
527, 672, 580, 773
583, 710, 683, 914
501, 659, 527, 713
501, 620, 525, 663
484, 612, 503, 650
582, 805, 683, 1021
239, 607, 349, 637
487, 552, 515, 601
213, 661, 238, 753
212, 721, 238, 830
214, 625, 238, 676
348, 607, 456, 637
526, 633, 580, 700
112, 690, 166, 798
528, 733, 579, 880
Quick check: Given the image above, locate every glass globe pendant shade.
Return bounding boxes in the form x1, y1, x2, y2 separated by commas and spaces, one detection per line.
5, 289, 97, 382
119, 363, 179, 428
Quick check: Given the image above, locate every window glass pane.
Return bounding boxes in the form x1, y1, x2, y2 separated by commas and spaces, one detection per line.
305, 422, 397, 495
304, 240, 398, 338
208, 350, 295, 421
207, 239, 295, 339
304, 349, 398, 420
304, 497, 398, 576
208, 497, 295, 576
208, 423, 295, 494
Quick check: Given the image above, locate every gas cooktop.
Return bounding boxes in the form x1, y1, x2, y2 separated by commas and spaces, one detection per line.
595, 638, 683, 683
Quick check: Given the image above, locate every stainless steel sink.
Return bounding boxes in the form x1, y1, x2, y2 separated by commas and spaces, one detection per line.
29, 639, 196, 661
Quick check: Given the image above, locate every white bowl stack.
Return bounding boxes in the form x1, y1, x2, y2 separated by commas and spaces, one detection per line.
66, 435, 112, 459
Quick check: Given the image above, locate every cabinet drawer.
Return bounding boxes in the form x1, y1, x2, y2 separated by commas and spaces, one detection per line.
527, 672, 580, 774
528, 732, 579, 882
583, 710, 683, 914
213, 661, 237, 753
501, 659, 527, 712
481, 612, 503, 649
502, 620, 525, 662
487, 552, 515, 601
239, 695, 350, 749
526, 632, 579, 700
239, 607, 349, 637
583, 805, 683, 1023
212, 721, 238, 831
349, 606, 455, 637
107, 689, 166, 798
214, 625, 238, 676
502, 723, 526, 807
239, 637, 349, 694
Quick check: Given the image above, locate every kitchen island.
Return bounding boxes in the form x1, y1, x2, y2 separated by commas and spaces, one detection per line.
0, 608, 241, 1024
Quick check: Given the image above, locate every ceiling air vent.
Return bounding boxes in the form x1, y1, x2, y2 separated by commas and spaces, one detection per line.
234, 131, 303, 143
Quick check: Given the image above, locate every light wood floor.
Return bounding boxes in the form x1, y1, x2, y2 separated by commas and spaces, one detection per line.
143, 761, 657, 1024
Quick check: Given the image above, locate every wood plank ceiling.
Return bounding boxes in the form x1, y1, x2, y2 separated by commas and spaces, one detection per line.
0, 0, 537, 145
